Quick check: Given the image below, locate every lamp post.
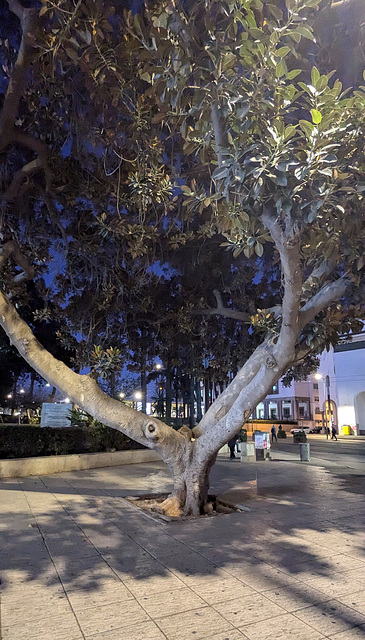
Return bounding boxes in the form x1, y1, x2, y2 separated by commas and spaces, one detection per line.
314, 373, 332, 439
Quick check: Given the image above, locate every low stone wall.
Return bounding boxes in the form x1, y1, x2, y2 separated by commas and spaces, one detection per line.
0, 449, 161, 479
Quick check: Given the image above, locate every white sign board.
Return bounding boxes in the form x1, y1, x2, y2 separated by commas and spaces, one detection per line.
40, 403, 73, 428
254, 432, 271, 450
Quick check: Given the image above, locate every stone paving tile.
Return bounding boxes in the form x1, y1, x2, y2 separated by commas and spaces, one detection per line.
200, 631, 248, 640
74, 598, 149, 636
263, 583, 328, 612
239, 612, 326, 639
213, 593, 286, 627
178, 573, 255, 605
299, 573, 364, 597
123, 571, 186, 598
65, 581, 135, 609
340, 569, 365, 587
155, 606, 234, 640
337, 593, 365, 617
84, 620, 167, 639
294, 601, 365, 636
1, 611, 83, 640
1, 595, 72, 627
0, 581, 65, 603
139, 586, 206, 618
327, 625, 365, 639
224, 563, 300, 593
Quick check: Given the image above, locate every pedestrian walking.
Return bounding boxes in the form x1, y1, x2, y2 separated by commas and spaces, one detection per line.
271, 424, 277, 443
331, 425, 338, 441
228, 434, 238, 459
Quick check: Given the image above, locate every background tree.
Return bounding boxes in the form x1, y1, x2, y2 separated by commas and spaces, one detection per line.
0, 0, 365, 516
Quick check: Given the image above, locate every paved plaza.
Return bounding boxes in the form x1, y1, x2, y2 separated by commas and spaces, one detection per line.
0, 439, 365, 640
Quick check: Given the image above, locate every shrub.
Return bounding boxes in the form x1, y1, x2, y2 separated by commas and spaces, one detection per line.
0, 424, 145, 459
277, 429, 287, 439
293, 431, 307, 443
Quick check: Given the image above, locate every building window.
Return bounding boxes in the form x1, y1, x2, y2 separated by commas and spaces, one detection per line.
314, 396, 319, 402
313, 383, 319, 390
283, 407, 291, 418
299, 406, 305, 417
315, 407, 321, 414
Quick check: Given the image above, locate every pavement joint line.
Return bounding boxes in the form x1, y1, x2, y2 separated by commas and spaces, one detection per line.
15, 476, 175, 639
15, 476, 88, 640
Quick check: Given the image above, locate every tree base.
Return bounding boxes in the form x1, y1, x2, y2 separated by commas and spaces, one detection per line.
125, 493, 239, 520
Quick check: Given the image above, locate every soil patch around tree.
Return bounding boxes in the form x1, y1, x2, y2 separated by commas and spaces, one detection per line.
125, 492, 241, 521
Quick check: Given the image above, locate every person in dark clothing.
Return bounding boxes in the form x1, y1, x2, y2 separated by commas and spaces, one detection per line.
271, 425, 277, 443
331, 425, 338, 441
228, 434, 238, 459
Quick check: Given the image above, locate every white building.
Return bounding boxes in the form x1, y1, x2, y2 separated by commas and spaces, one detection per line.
254, 333, 365, 435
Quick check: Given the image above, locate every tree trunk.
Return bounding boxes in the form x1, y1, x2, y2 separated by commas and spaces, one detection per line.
159, 443, 218, 517
189, 374, 195, 428
165, 366, 172, 423
141, 368, 147, 413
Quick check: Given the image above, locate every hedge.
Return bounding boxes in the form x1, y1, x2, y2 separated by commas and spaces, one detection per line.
0, 425, 145, 459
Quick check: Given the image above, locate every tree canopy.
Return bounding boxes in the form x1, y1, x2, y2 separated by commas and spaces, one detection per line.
0, 0, 365, 514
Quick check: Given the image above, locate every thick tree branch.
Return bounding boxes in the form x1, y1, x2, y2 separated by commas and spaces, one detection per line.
1, 2, 51, 200
0, 289, 187, 458
211, 102, 227, 168
262, 205, 302, 361
193, 337, 276, 437
193, 289, 281, 323
299, 276, 349, 328
193, 289, 252, 322
0, 240, 35, 281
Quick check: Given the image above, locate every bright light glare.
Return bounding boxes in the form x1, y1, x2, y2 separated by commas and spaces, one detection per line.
155, 363, 162, 370
64, 397, 70, 403
6, 394, 12, 399
119, 392, 125, 398
314, 373, 322, 380
45, 383, 50, 387
134, 391, 142, 400
19, 388, 25, 394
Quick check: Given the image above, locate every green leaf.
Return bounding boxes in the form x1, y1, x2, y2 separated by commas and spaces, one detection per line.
295, 26, 315, 41
299, 120, 314, 139
311, 67, 320, 88
276, 59, 287, 78
286, 69, 301, 80
276, 46, 290, 58
249, 28, 266, 41
180, 185, 193, 195
267, 3, 283, 21
255, 242, 264, 257
310, 109, 322, 125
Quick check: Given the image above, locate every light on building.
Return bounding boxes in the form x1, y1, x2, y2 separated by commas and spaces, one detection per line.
64, 397, 70, 403
45, 383, 50, 388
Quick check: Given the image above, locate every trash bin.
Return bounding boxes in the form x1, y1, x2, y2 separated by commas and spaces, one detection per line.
255, 448, 265, 461
342, 425, 351, 435
299, 442, 310, 462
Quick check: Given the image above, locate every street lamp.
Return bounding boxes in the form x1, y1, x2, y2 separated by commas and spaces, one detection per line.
155, 363, 162, 371
134, 391, 142, 400
119, 392, 125, 399
314, 373, 332, 438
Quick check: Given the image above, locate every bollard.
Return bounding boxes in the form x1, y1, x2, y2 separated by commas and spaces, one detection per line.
299, 442, 310, 462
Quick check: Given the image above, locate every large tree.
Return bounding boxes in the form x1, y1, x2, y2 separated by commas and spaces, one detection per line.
0, 0, 365, 515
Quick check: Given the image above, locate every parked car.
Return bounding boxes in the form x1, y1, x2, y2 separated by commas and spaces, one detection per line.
290, 426, 321, 434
